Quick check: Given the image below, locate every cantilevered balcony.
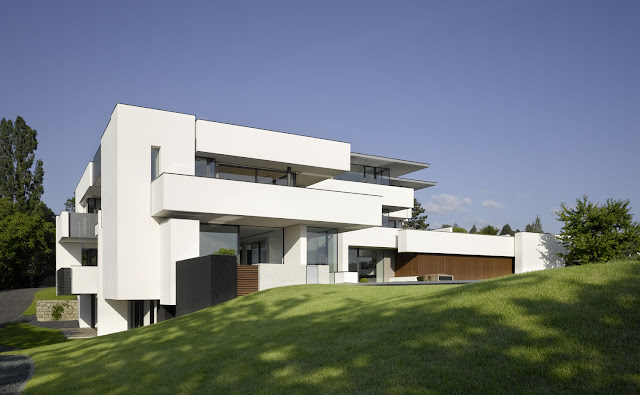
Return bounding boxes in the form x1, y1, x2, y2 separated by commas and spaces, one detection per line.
56, 212, 99, 242
151, 173, 382, 231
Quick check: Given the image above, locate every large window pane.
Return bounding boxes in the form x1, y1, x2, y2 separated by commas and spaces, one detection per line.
218, 164, 255, 182
195, 157, 208, 177
307, 227, 338, 273
200, 224, 238, 257
239, 226, 283, 264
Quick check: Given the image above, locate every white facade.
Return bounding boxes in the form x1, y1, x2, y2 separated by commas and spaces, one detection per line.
56, 104, 563, 336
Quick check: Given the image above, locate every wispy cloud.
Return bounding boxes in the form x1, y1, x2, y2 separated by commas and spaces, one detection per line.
482, 199, 503, 209
424, 194, 472, 214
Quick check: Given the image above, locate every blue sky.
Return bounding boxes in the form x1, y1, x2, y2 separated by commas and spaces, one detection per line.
1, 1, 638, 233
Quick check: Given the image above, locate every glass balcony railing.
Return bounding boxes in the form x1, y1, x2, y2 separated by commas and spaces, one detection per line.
69, 213, 98, 238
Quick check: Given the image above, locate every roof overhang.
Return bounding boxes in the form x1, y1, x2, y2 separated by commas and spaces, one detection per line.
351, 153, 430, 178
389, 177, 437, 190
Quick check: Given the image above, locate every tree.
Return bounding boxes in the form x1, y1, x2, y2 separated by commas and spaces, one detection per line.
0, 199, 55, 289
556, 195, 640, 265
478, 225, 499, 235
500, 224, 514, 236
0, 116, 55, 288
65, 196, 76, 212
452, 222, 467, 233
524, 215, 543, 233
0, 116, 45, 212
469, 225, 477, 234
404, 198, 429, 230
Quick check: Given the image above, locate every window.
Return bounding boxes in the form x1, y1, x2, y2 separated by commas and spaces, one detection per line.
198, 158, 296, 186
87, 198, 101, 214
200, 224, 238, 258
307, 227, 338, 273
195, 157, 218, 178
151, 147, 160, 180
82, 248, 98, 266
335, 164, 390, 185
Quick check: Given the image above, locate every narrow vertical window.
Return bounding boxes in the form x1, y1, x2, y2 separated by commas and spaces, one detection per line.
151, 147, 160, 180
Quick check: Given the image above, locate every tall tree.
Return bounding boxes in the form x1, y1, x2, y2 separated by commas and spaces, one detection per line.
469, 224, 477, 234
524, 215, 544, 233
500, 224, 514, 236
556, 195, 640, 265
0, 116, 44, 212
478, 225, 499, 235
404, 198, 429, 230
65, 196, 76, 212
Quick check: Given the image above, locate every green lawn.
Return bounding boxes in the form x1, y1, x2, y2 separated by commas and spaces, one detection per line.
0, 323, 68, 349
11, 260, 640, 393
22, 287, 76, 316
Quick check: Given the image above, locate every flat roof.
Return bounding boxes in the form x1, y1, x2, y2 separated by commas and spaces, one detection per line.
389, 177, 437, 190
351, 153, 430, 178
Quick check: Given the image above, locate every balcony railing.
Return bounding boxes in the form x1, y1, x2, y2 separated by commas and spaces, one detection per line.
69, 213, 98, 238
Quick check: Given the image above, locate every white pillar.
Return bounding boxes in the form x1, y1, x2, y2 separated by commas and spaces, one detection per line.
284, 225, 307, 265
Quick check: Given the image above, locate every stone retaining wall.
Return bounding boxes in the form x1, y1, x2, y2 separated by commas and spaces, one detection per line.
36, 300, 78, 322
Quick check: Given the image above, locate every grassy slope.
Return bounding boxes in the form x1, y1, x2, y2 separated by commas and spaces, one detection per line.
22, 287, 76, 316
0, 323, 68, 349
13, 261, 640, 394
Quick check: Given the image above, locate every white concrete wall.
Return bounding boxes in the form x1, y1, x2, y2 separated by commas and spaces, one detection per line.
258, 264, 307, 291
101, 104, 196, 300
97, 298, 128, 336
398, 230, 515, 257
160, 218, 199, 305
56, 213, 69, 242
514, 232, 565, 273
389, 208, 411, 220
309, 179, 414, 211
306, 265, 330, 284
195, 120, 350, 175
338, 227, 400, 272
71, 266, 98, 294
151, 174, 382, 229
284, 225, 307, 265
55, 241, 82, 270
75, 162, 93, 206
334, 272, 358, 284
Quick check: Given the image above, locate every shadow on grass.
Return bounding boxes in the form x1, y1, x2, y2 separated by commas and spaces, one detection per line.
19, 262, 640, 394
0, 323, 68, 350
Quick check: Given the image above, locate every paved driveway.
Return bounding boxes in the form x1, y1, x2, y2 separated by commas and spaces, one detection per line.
0, 288, 40, 327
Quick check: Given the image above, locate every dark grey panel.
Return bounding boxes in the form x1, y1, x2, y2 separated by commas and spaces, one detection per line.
175, 255, 237, 317
56, 268, 72, 295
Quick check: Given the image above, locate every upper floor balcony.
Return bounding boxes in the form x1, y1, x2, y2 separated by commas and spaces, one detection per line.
56, 212, 99, 243
151, 173, 382, 231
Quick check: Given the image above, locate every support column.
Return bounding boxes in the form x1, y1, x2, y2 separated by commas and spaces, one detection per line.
284, 224, 307, 265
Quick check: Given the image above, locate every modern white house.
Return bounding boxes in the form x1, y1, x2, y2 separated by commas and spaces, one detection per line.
56, 104, 564, 336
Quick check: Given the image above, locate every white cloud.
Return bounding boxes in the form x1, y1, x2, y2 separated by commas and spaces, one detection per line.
482, 199, 503, 209
424, 194, 472, 214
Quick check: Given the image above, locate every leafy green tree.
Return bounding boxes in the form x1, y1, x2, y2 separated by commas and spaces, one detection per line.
0, 117, 45, 212
0, 116, 55, 288
524, 215, 543, 233
452, 223, 467, 233
469, 225, 477, 234
0, 200, 55, 289
404, 199, 429, 230
556, 195, 640, 265
500, 224, 514, 236
65, 197, 76, 212
478, 225, 499, 235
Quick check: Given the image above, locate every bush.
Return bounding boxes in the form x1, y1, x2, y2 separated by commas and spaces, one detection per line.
214, 248, 236, 256
51, 302, 69, 321
359, 278, 369, 283
416, 276, 425, 281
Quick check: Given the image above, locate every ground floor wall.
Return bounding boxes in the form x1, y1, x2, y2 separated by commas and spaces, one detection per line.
394, 253, 514, 280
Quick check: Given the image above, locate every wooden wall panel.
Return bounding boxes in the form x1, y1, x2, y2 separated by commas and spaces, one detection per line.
395, 253, 513, 280
237, 265, 259, 296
